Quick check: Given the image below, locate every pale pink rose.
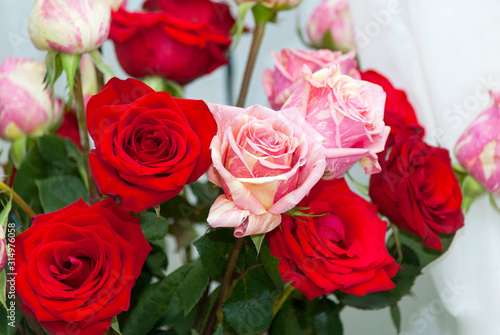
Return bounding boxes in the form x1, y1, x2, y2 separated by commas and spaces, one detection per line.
455, 91, 500, 194
28, 0, 111, 54
0, 226, 6, 272
307, 0, 355, 51
207, 104, 326, 237
233, 0, 302, 10
283, 65, 389, 179
0, 57, 62, 140
109, 0, 127, 10
262, 48, 359, 110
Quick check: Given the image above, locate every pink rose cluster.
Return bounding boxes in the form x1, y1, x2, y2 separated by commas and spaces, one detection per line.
207, 48, 389, 237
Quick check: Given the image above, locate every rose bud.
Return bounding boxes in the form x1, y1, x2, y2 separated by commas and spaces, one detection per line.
0, 57, 62, 140
455, 91, 500, 194
109, 0, 234, 85
370, 132, 464, 250
28, 0, 111, 54
267, 179, 399, 299
234, 0, 302, 11
283, 65, 389, 179
207, 104, 326, 237
0, 226, 6, 272
262, 48, 359, 110
360, 70, 425, 148
307, 0, 355, 51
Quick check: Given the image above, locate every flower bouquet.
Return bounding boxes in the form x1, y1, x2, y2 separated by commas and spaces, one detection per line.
0, 0, 498, 334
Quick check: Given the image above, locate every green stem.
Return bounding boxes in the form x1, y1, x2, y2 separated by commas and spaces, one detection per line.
0, 181, 35, 219
74, 70, 100, 205
392, 224, 403, 264
236, 21, 266, 108
272, 283, 295, 318
203, 237, 245, 335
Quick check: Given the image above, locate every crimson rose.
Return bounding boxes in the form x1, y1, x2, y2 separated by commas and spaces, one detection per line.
360, 70, 425, 147
369, 133, 464, 249
87, 78, 216, 212
14, 198, 151, 335
109, 0, 233, 85
267, 179, 399, 300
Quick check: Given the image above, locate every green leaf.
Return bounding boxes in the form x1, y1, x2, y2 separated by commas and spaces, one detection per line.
213, 323, 225, 335
142, 76, 185, 98
461, 174, 486, 213
110, 316, 123, 335
60, 53, 82, 105
260, 240, 284, 294
140, 212, 169, 241
36, 175, 88, 213
396, 229, 455, 268
0, 194, 12, 230
0, 270, 6, 311
145, 240, 169, 279
313, 299, 343, 335
44, 51, 63, 97
223, 276, 273, 335
123, 264, 191, 335
89, 50, 116, 79
390, 303, 401, 334
251, 234, 265, 255
178, 260, 209, 316
194, 229, 234, 280
337, 245, 421, 310
0, 291, 22, 335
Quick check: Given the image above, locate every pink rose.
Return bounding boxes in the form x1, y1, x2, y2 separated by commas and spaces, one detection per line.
262, 48, 359, 110
283, 65, 389, 179
0, 226, 6, 272
207, 104, 326, 237
307, 0, 355, 51
0, 57, 62, 140
455, 91, 500, 194
28, 0, 111, 53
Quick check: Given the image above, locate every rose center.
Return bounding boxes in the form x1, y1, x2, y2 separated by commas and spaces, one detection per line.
315, 215, 345, 246
51, 256, 94, 289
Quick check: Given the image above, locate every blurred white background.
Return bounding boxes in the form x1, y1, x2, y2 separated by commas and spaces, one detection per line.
2, 0, 500, 334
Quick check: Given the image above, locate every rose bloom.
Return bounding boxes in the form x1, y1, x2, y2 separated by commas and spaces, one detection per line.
234, 0, 302, 10
109, 0, 234, 85
455, 91, 500, 194
14, 198, 151, 335
87, 78, 216, 212
360, 70, 425, 147
28, 0, 111, 53
262, 48, 359, 110
267, 178, 400, 300
283, 65, 389, 179
307, 0, 355, 51
370, 131, 464, 250
207, 104, 326, 237
0, 57, 62, 140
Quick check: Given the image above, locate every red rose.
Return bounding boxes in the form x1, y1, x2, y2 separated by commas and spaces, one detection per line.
109, 0, 233, 85
14, 198, 151, 335
267, 179, 400, 300
369, 133, 464, 249
360, 70, 425, 146
87, 78, 216, 212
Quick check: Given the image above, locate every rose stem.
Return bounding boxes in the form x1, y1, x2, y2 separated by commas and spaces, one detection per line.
0, 181, 35, 219
392, 224, 404, 264
272, 283, 295, 318
74, 70, 100, 205
202, 237, 245, 335
236, 20, 266, 108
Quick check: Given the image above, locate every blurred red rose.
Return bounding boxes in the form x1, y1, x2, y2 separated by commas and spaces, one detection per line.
369, 133, 464, 250
360, 70, 425, 146
87, 78, 216, 212
109, 0, 234, 85
14, 198, 151, 335
267, 178, 399, 300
